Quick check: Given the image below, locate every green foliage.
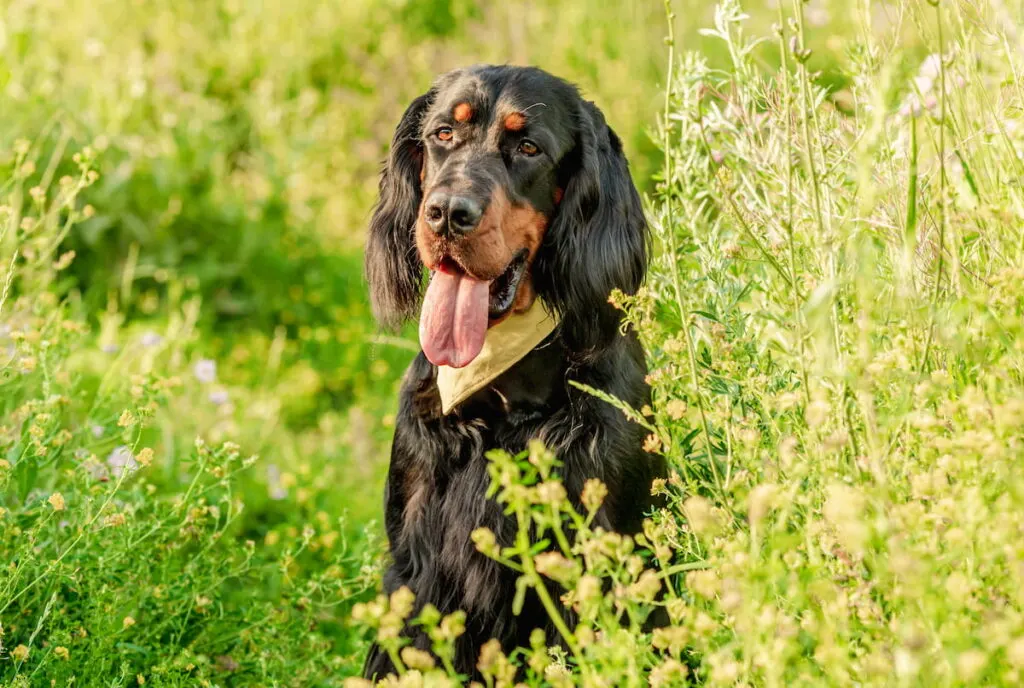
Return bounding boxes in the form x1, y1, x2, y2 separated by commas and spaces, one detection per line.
4, 0, 1024, 685
0, 142, 385, 685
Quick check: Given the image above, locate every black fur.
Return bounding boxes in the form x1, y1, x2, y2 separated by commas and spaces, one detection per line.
365, 91, 435, 329
532, 100, 649, 358
363, 66, 666, 683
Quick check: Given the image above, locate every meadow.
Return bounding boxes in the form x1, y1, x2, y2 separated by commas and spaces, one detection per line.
2, 0, 1024, 685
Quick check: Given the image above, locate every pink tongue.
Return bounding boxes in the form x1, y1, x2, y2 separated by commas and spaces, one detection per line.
419, 268, 491, 368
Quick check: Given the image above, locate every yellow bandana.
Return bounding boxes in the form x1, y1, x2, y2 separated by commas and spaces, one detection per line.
435, 300, 559, 415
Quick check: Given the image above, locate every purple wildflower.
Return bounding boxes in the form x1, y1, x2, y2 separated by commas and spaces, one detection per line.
107, 446, 138, 478
193, 359, 216, 384
208, 389, 230, 406
266, 464, 287, 501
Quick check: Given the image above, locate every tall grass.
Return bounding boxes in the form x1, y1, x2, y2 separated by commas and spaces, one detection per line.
351, 0, 1024, 685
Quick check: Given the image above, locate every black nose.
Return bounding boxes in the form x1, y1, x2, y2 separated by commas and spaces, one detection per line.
424, 192, 482, 236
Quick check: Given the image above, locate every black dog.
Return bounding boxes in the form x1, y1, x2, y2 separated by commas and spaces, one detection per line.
363, 65, 666, 681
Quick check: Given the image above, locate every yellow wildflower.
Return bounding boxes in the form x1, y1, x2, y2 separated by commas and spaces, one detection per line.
136, 447, 154, 467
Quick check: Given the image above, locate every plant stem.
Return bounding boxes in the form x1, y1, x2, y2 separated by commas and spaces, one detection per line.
662, 0, 720, 492
919, 0, 948, 372
516, 510, 583, 670
793, 0, 862, 462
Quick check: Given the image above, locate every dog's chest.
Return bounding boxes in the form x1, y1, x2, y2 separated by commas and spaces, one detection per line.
394, 350, 565, 611
399, 428, 524, 611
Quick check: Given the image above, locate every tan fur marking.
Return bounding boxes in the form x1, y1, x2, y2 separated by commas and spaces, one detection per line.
502, 203, 547, 261
503, 203, 547, 314
453, 102, 473, 123
503, 112, 527, 131
415, 209, 443, 270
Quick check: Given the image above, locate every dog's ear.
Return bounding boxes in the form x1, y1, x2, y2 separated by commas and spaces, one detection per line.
533, 99, 648, 355
365, 90, 435, 330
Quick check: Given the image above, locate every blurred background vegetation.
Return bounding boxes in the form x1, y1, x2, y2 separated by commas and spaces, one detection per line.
3, 0, 870, 335
0, 0, 944, 683
1, 0, 871, 460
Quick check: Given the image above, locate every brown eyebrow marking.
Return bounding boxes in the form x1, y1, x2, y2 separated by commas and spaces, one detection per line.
453, 102, 473, 123
503, 112, 527, 131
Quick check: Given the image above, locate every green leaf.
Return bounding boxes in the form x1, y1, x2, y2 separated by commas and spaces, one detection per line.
15, 452, 38, 502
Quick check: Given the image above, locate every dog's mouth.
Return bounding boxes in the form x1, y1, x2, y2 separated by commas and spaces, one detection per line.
419, 250, 529, 368
485, 250, 529, 320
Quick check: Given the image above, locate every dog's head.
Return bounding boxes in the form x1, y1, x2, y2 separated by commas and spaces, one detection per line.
366, 65, 647, 366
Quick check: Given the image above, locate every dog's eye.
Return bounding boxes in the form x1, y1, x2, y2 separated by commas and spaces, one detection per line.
436, 127, 454, 142
517, 139, 540, 156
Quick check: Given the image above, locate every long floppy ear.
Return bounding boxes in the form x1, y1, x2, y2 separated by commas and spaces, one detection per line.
365, 90, 435, 330
533, 99, 648, 356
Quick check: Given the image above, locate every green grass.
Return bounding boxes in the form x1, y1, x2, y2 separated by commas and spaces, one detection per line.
3, 0, 1024, 685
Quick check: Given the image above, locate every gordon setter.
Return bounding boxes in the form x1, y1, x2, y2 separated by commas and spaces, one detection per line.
363, 65, 667, 681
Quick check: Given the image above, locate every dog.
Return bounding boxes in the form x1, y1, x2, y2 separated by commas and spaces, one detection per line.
363, 64, 667, 682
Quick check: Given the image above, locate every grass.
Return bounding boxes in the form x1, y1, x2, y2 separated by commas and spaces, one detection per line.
3, 0, 1024, 685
